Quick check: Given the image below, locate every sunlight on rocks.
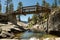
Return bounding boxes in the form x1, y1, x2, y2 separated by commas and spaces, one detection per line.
29, 37, 39, 40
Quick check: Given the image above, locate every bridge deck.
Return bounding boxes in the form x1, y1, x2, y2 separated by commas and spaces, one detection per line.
7, 5, 51, 15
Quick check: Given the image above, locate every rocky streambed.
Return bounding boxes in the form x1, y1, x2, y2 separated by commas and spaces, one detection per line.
0, 22, 46, 39
0, 22, 28, 39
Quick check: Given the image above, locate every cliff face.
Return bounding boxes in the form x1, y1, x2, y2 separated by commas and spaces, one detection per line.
48, 9, 60, 31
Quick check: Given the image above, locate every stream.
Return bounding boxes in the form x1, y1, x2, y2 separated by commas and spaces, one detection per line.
19, 31, 45, 40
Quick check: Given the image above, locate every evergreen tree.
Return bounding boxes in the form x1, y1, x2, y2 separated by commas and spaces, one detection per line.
54, 0, 57, 7
28, 17, 30, 22
42, 0, 46, 7
42, 0, 50, 8
18, 2, 23, 9
9, 0, 14, 12
36, 2, 39, 12
37, 15, 43, 24
45, 2, 50, 8
5, 0, 12, 13
52, 3, 55, 8
32, 14, 37, 24
36, 2, 39, 6
52, 0, 58, 8
18, 2, 23, 21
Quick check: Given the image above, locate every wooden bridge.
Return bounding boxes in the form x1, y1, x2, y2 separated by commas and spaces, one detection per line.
0, 4, 51, 25
8, 5, 51, 15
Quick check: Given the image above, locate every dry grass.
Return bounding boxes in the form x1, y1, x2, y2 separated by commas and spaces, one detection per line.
13, 33, 23, 39
42, 34, 58, 38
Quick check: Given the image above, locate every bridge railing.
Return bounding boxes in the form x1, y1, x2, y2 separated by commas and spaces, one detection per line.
15, 5, 51, 15
22, 6, 36, 13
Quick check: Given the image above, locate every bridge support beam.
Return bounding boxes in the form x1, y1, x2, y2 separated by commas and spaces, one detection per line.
18, 15, 21, 21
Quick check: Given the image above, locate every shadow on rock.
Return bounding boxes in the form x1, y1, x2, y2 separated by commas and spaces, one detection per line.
49, 31, 60, 37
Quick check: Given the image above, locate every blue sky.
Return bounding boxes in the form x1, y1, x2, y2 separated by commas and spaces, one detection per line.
1, 0, 54, 21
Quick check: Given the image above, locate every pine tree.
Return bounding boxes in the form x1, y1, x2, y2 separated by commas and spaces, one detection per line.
28, 17, 30, 22
36, 2, 39, 6
9, 0, 14, 12
42, 0, 46, 7
54, 0, 57, 7
32, 14, 37, 24
36, 2, 39, 12
42, 0, 50, 8
18, 2, 23, 21
52, 0, 58, 8
18, 2, 23, 9
5, 0, 12, 13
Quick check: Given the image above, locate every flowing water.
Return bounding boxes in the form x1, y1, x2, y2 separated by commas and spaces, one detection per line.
19, 31, 45, 40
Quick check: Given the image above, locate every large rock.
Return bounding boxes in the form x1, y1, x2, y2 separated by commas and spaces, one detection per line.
17, 22, 28, 28
48, 8, 60, 31
0, 22, 16, 32
31, 24, 44, 32
0, 30, 14, 38
10, 25, 26, 33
